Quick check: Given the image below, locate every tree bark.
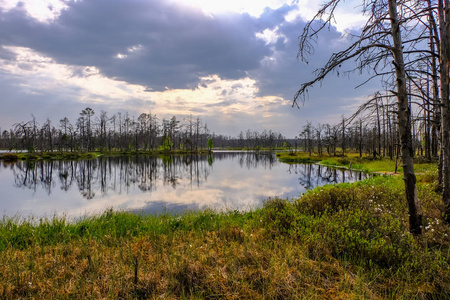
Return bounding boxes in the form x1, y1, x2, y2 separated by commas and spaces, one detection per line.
438, 0, 450, 222
388, 0, 422, 234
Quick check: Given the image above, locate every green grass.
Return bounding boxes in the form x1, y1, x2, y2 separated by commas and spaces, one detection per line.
0, 149, 212, 161
276, 151, 439, 175
319, 157, 403, 173
276, 151, 324, 163
8, 151, 101, 161
0, 153, 19, 162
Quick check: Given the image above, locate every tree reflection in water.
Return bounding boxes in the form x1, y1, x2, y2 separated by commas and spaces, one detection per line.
9, 153, 278, 200
287, 163, 371, 189
2, 152, 371, 217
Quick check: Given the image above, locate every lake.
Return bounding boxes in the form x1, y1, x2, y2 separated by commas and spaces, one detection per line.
0, 151, 370, 218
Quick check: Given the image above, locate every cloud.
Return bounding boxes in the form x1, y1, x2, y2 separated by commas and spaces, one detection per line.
249, 9, 381, 123
0, 0, 276, 91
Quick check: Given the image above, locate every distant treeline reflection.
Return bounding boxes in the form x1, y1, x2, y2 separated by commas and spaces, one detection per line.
6, 152, 369, 200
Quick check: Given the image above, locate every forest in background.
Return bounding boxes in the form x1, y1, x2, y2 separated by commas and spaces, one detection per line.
0, 100, 436, 159
0, 110, 289, 152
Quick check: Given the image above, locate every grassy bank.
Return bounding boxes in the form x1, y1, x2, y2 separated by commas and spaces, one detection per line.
0, 156, 449, 298
0, 151, 100, 161
1, 148, 277, 162
276, 151, 437, 174
0, 149, 212, 161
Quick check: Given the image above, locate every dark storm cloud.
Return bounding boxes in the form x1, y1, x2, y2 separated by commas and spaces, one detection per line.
252, 17, 344, 99
0, 0, 282, 91
257, 4, 295, 29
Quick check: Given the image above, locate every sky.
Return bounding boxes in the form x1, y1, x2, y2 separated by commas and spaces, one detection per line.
0, 0, 380, 137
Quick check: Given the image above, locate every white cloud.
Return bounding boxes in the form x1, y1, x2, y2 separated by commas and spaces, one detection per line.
127, 44, 144, 53
0, 0, 68, 22
0, 46, 149, 104
115, 44, 144, 60
286, 0, 367, 33
256, 26, 287, 45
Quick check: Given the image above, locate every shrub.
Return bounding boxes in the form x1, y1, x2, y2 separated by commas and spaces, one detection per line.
262, 198, 300, 235
1, 153, 19, 161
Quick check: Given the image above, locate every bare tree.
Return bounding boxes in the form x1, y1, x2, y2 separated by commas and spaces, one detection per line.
295, 0, 423, 234
434, 0, 450, 221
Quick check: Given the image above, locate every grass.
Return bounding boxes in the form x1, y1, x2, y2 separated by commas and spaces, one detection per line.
276, 151, 439, 175
275, 151, 324, 163
0, 154, 449, 298
0, 149, 212, 161
0, 153, 19, 162
3, 151, 101, 161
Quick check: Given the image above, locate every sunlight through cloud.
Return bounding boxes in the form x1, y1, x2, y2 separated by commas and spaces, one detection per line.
0, 0, 68, 22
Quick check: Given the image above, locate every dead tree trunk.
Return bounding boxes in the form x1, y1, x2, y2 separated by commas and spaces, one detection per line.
438, 0, 450, 221
388, 0, 422, 234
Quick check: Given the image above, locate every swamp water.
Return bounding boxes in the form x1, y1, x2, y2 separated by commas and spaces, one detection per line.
0, 151, 369, 218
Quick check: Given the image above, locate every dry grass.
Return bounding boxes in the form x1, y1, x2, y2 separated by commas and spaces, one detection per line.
0, 232, 383, 299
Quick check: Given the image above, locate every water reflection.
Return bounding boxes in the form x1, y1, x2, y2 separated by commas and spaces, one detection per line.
10, 156, 208, 199
288, 163, 368, 189
0, 152, 370, 217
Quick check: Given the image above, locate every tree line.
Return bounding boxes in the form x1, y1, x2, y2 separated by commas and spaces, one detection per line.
297, 93, 427, 162
0, 109, 287, 152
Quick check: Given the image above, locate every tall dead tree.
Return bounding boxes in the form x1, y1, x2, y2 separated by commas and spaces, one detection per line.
295, 0, 423, 234
437, 0, 450, 221
388, 0, 422, 234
